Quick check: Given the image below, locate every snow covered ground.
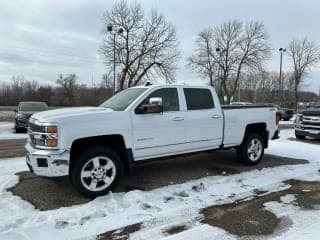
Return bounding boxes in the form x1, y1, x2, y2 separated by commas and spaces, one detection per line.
0, 122, 27, 140
0, 129, 320, 240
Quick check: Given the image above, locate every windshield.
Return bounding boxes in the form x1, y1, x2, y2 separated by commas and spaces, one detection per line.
99, 88, 147, 111
19, 102, 48, 112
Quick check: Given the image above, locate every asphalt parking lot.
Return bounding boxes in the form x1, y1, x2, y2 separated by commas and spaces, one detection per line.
8, 150, 307, 211
0, 138, 26, 158
1, 127, 319, 239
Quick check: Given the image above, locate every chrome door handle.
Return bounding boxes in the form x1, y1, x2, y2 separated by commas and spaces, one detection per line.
212, 115, 221, 119
172, 117, 184, 121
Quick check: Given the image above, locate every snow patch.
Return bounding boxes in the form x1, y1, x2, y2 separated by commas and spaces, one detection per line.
0, 122, 27, 139
0, 129, 320, 239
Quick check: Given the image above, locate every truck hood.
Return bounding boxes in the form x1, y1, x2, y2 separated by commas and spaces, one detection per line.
31, 107, 114, 123
300, 108, 320, 116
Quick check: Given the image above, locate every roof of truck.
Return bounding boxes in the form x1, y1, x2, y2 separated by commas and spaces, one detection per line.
132, 83, 212, 89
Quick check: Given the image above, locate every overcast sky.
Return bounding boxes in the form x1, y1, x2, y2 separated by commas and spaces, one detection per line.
0, 0, 320, 93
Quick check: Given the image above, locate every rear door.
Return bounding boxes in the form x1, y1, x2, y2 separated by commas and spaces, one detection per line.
183, 87, 223, 149
132, 87, 186, 159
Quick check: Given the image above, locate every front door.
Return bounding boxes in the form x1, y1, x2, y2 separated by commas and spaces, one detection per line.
132, 87, 186, 159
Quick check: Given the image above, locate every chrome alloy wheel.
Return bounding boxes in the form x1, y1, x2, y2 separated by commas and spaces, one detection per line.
80, 156, 116, 192
247, 138, 263, 162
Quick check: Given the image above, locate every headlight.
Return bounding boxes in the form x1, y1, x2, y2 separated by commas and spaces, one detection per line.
17, 113, 25, 119
28, 123, 58, 148
46, 126, 57, 133
45, 138, 58, 147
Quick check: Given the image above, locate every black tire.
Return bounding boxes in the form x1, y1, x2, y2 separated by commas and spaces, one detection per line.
15, 128, 21, 133
237, 133, 264, 165
295, 132, 305, 140
71, 146, 123, 198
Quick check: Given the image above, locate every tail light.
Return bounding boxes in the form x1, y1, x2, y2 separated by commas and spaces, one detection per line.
276, 112, 281, 125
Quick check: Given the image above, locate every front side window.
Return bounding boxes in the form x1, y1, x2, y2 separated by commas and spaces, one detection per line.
184, 88, 214, 110
100, 88, 147, 111
139, 88, 179, 112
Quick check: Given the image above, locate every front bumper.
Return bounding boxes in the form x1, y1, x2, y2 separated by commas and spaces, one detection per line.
15, 119, 28, 129
294, 124, 320, 138
25, 141, 70, 177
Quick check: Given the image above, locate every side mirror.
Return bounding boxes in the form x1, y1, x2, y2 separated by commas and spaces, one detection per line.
149, 97, 162, 106
135, 97, 163, 114
13, 109, 17, 113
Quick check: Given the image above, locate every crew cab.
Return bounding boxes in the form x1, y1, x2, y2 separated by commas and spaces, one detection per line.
25, 85, 280, 197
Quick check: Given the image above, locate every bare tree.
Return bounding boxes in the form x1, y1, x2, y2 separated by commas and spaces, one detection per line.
101, 71, 113, 89
189, 20, 270, 103
11, 75, 25, 102
56, 74, 78, 106
99, 0, 180, 91
188, 29, 216, 87
287, 37, 320, 111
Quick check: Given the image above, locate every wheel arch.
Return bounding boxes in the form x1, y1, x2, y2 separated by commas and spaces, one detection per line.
69, 134, 134, 177
244, 123, 268, 148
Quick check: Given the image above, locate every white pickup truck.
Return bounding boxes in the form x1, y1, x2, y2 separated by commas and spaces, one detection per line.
25, 84, 280, 197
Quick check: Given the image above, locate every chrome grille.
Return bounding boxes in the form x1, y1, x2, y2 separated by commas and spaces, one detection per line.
28, 122, 45, 133
302, 116, 320, 126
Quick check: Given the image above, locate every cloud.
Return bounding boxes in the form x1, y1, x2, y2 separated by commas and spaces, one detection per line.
0, 0, 319, 91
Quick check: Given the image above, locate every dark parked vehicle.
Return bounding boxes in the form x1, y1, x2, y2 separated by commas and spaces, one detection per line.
279, 107, 294, 121
294, 102, 320, 139
14, 102, 48, 132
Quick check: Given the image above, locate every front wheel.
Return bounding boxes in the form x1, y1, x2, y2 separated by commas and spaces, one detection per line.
237, 133, 264, 165
71, 147, 123, 198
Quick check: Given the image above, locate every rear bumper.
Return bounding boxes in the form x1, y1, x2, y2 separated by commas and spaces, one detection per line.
25, 141, 70, 177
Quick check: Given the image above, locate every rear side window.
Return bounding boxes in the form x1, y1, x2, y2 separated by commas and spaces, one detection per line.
183, 88, 214, 110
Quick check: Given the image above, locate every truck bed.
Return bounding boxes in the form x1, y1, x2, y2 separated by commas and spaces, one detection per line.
222, 105, 277, 147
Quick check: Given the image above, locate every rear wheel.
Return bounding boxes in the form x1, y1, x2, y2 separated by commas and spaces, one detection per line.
71, 147, 123, 198
295, 132, 305, 140
237, 133, 264, 165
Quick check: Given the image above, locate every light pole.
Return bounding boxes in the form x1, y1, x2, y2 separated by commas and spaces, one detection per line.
107, 24, 123, 95
215, 48, 224, 99
215, 48, 221, 97
215, 47, 225, 101
279, 47, 286, 87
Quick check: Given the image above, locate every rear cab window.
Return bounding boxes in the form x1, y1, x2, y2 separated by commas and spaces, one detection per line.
183, 88, 214, 110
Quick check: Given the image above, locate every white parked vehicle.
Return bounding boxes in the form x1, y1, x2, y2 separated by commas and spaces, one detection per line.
25, 85, 280, 197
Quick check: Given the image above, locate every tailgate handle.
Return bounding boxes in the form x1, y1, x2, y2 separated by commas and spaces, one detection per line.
172, 117, 184, 122
212, 115, 221, 119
